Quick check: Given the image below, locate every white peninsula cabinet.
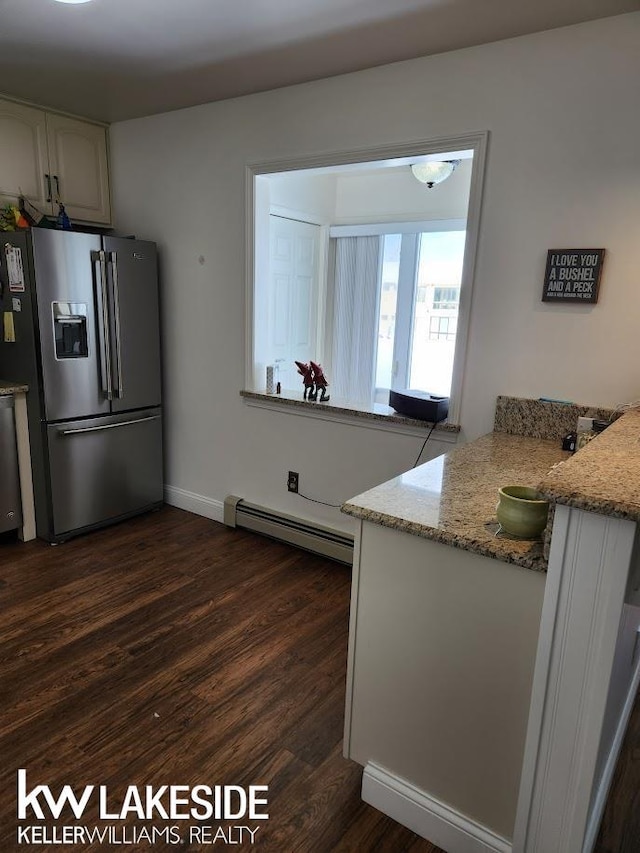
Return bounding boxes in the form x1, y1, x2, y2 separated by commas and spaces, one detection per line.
342, 411, 640, 853
0, 98, 111, 225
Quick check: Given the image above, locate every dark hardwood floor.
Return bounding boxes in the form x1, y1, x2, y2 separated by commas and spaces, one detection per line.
0, 506, 637, 852
594, 676, 640, 853
0, 507, 437, 852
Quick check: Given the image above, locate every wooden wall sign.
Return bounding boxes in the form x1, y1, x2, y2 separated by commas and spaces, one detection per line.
542, 249, 605, 304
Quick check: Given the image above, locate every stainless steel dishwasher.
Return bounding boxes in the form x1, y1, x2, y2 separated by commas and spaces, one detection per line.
0, 395, 22, 533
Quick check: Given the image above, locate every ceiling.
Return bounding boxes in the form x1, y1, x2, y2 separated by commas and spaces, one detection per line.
0, 0, 637, 124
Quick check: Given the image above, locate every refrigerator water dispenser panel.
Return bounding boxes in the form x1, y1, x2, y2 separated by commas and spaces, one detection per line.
53, 302, 88, 359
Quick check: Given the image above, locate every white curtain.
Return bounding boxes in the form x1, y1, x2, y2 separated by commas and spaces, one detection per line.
331, 236, 382, 404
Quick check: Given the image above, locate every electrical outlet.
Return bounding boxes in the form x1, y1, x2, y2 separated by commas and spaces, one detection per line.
287, 471, 299, 493
577, 416, 594, 432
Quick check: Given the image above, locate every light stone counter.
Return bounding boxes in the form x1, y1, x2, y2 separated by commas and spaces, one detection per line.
240, 389, 461, 434
538, 406, 640, 521
493, 394, 614, 438
0, 380, 29, 395
342, 432, 570, 571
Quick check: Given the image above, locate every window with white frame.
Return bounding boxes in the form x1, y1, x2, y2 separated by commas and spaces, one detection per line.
330, 222, 466, 403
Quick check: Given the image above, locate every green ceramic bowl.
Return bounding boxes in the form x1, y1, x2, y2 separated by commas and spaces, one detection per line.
496, 485, 550, 539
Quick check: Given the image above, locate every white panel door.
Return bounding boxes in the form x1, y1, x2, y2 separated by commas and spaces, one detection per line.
46, 113, 111, 224
0, 99, 50, 211
269, 216, 320, 391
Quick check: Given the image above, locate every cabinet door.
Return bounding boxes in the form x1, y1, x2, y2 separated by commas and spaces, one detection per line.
0, 99, 51, 213
46, 113, 111, 225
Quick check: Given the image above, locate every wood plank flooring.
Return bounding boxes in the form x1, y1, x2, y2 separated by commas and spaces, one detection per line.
594, 676, 640, 853
0, 506, 638, 852
0, 507, 438, 852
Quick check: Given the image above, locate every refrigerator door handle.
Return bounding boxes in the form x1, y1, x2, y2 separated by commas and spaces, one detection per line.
44, 173, 52, 203
58, 415, 161, 436
92, 249, 113, 400
108, 251, 124, 398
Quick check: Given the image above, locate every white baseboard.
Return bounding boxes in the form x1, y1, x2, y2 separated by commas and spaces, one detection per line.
164, 485, 225, 524
582, 657, 640, 853
362, 763, 511, 853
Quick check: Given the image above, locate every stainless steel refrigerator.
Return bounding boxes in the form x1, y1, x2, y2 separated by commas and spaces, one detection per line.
0, 229, 163, 542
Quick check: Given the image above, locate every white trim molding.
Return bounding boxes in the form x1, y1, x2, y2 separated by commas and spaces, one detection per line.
270, 204, 326, 226
343, 519, 363, 758
164, 485, 225, 524
362, 763, 511, 853
328, 218, 466, 238
513, 505, 637, 853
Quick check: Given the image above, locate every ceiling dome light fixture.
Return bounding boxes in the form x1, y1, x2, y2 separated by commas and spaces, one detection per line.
410, 160, 461, 188
54, 0, 95, 4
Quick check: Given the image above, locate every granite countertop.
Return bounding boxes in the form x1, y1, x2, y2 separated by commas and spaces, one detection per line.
342, 433, 571, 571
341, 402, 640, 571
0, 380, 28, 395
539, 407, 640, 521
240, 389, 460, 433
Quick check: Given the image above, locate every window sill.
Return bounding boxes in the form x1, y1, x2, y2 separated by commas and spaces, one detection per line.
240, 390, 461, 441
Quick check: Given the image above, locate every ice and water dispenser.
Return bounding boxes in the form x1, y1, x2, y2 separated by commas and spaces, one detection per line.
52, 302, 89, 359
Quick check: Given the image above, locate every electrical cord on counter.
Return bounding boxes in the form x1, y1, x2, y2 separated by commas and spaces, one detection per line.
609, 399, 640, 421
412, 422, 437, 468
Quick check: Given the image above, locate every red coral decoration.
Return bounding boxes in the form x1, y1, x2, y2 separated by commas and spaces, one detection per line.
295, 361, 315, 400
310, 361, 330, 402
294, 360, 330, 402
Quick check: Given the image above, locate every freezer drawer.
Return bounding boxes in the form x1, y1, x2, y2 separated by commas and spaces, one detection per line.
0, 396, 22, 533
46, 408, 163, 538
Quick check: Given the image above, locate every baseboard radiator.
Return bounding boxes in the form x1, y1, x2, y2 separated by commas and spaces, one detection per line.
223, 495, 354, 565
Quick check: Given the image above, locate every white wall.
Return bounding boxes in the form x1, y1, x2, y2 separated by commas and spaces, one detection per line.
334, 160, 472, 224
109, 13, 640, 533
268, 171, 337, 222
266, 160, 472, 225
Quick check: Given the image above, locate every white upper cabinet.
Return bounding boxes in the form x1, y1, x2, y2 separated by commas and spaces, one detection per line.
0, 100, 50, 211
0, 99, 111, 225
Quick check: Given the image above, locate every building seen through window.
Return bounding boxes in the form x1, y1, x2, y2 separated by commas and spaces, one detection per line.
374, 229, 465, 399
